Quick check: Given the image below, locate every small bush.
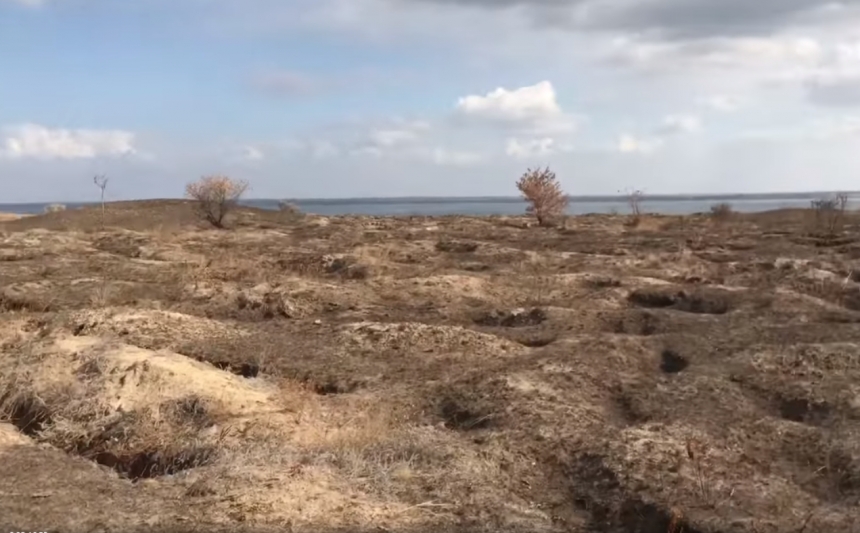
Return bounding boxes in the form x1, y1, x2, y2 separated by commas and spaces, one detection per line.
810, 193, 848, 236
185, 175, 249, 228
43, 203, 66, 213
621, 188, 644, 226
515, 167, 568, 227
710, 202, 734, 221
277, 200, 304, 222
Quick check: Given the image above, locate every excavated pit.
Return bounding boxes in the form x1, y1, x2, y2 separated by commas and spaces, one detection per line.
659, 349, 689, 374
86, 445, 217, 481
0, 391, 52, 437
474, 308, 547, 328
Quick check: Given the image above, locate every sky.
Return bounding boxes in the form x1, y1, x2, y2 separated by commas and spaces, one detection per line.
2, 0, 860, 201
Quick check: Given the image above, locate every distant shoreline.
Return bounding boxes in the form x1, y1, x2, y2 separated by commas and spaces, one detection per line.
1, 192, 856, 218
282, 191, 860, 206
1, 190, 857, 208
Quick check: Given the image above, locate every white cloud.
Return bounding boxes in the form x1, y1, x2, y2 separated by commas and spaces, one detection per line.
505, 137, 556, 159
243, 146, 265, 161
367, 122, 428, 148
657, 114, 703, 135
278, 118, 482, 167
604, 35, 826, 76
0, 123, 137, 160
617, 134, 663, 155
350, 119, 431, 155
455, 81, 578, 134
6, 0, 44, 6
809, 116, 860, 139
697, 95, 744, 112
282, 138, 340, 159
250, 69, 320, 96
429, 147, 485, 166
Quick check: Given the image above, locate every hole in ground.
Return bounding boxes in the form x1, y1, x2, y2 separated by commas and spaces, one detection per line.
778, 396, 831, 425
583, 277, 622, 289
211, 360, 260, 378
435, 240, 479, 253
515, 334, 557, 348
0, 391, 52, 436
438, 397, 495, 431
674, 292, 731, 315
782, 431, 860, 503
2, 393, 218, 481
629, 288, 731, 315
87, 446, 217, 481
660, 349, 689, 374
609, 311, 661, 336
310, 378, 359, 396
570, 453, 711, 533
628, 289, 675, 309
612, 390, 652, 426
474, 308, 547, 328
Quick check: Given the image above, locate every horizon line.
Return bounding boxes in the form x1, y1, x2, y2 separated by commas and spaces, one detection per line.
1, 190, 857, 206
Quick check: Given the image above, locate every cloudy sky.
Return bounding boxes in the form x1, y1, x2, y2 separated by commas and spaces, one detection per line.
2, 0, 860, 201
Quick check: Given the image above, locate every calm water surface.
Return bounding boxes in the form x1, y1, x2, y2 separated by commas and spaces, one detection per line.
1, 194, 858, 217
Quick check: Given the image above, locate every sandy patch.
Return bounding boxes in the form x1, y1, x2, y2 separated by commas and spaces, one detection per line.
69, 308, 250, 349
339, 321, 523, 357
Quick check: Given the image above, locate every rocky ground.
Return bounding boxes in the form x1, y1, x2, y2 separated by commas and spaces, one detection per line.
1, 200, 859, 533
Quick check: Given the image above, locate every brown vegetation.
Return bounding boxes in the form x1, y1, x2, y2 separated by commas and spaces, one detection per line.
710, 202, 734, 221
0, 200, 859, 533
620, 187, 645, 227
810, 193, 849, 237
185, 175, 250, 228
515, 167, 568, 226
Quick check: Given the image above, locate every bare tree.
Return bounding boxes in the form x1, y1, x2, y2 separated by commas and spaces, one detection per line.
93, 175, 109, 230
619, 187, 643, 221
185, 175, 250, 228
515, 167, 569, 227
810, 192, 849, 236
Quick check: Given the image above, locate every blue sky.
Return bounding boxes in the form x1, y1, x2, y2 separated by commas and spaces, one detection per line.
2, 0, 860, 201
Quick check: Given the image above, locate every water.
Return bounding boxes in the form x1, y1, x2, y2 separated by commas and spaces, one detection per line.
1, 193, 858, 217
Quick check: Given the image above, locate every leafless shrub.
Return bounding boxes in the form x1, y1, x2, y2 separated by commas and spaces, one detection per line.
43, 203, 66, 214
810, 193, 848, 236
515, 167, 569, 227
621, 187, 644, 227
710, 202, 734, 222
185, 175, 250, 228
278, 200, 305, 221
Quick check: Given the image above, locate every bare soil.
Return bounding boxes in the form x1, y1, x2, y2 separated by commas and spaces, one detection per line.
1, 200, 859, 533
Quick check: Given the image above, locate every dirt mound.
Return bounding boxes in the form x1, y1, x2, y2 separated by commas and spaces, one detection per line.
389, 274, 498, 303
339, 321, 522, 357
2, 203, 860, 531
0, 229, 93, 258
69, 308, 250, 349
566, 423, 832, 533
0, 421, 33, 448
0, 280, 57, 312
0, 335, 278, 482
732, 342, 860, 423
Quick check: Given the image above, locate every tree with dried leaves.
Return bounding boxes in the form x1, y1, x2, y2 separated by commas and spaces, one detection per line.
185, 175, 250, 228
515, 167, 569, 227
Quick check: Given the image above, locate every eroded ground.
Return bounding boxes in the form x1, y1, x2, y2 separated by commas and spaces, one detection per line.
1, 200, 859, 533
